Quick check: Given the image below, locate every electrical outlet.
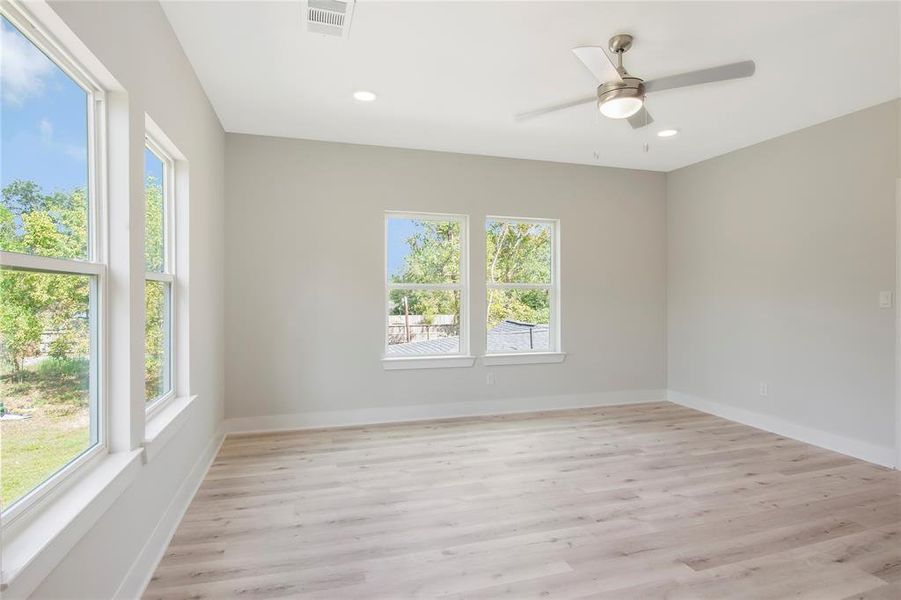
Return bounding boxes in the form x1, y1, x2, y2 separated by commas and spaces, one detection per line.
759, 382, 768, 398
879, 291, 893, 309
486, 372, 495, 385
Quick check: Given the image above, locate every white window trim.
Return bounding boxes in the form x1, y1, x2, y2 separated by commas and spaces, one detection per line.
143, 394, 196, 463
383, 211, 470, 366
143, 133, 177, 418
382, 355, 476, 370
0, 0, 109, 529
0, 449, 142, 597
482, 352, 566, 366
485, 216, 561, 355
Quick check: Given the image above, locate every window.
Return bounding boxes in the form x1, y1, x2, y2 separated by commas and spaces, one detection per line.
385, 213, 467, 357
486, 217, 558, 353
0, 13, 105, 516
144, 141, 174, 410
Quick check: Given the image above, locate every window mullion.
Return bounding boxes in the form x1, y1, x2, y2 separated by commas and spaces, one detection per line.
144, 271, 174, 283
386, 283, 461, 291
486, 282, 552, 290
0, 251, 103, 276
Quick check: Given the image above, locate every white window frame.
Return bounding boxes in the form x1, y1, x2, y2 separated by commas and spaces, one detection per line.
485, 216, 562, 359
143, 135, 176, 417
382, 211, 473, 369
0, 2, 108, 526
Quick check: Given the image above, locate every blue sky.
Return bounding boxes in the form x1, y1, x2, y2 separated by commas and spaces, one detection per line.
145, 148, 163, 186
2, 16, 88, 193
387, 218, 418, 277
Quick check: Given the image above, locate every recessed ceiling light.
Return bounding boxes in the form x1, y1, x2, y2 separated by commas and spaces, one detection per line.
353, 90, 377, 102
657, 129, 679, 138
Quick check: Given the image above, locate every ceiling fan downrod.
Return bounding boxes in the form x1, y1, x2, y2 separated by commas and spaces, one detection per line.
609, 33, 633, 75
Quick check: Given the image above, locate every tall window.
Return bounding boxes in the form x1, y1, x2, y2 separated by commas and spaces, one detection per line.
486, 217, 558, 353
144, 142, 174, 409
0, 14, 104, 514
385, 213, 467, 357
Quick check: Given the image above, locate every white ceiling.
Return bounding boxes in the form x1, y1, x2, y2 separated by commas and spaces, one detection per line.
161, 1, 900, 172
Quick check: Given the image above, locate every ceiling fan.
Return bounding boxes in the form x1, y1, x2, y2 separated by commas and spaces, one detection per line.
516, 34, 756, 128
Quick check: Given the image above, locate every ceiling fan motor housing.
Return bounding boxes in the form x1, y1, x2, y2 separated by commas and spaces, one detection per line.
597, 76, 645, 106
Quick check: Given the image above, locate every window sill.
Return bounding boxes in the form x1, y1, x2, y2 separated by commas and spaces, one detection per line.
382, 355, 476, 370
483, 352, 567, 366
143, 394, 196, 463
0, 449, 143, 598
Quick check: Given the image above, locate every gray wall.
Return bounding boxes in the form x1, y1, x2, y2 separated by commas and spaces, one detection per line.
225, 135, 667, 421
667, 100, 898, 452
34, 1, 225, 597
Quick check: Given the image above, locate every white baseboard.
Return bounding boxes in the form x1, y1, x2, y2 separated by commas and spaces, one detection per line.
114, 427, 225, 599
667, 390, 896, 469
224, 389, 666, 435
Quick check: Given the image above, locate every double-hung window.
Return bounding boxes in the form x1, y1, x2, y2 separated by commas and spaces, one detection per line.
485, 217, 559, 354
143, 140, 175, 411
0, 11, 106, 517
385, 213, 468, 359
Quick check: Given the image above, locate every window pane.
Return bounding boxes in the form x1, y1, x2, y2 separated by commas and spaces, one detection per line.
486, 220, 552, 284
0, 269, 95, 509
144, 147, 165, 273
144, 279, 171, 403
387, 218, 460, 284
387, 289, 460, 356
487, 288, 550, 352
1, 17, 90, 261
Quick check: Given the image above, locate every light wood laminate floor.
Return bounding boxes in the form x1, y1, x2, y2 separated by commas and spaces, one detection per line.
145, 402, 901, 599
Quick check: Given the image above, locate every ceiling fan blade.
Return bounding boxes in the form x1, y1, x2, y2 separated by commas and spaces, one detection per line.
628, 106, 654, 129
515, 95, 597, 121
572, 46, 622, 83
643, 60, 755, 94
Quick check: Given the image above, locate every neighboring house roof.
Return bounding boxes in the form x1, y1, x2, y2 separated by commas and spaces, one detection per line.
386, 336, 460, 356
386, 320, 549, 356
488, 320, 549, 353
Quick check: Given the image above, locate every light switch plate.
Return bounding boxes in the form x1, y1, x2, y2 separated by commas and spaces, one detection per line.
879, 291, 893, 309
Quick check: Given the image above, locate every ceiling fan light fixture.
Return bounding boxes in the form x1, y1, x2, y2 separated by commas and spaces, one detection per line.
657, 129, 679, 138
599, 96, 643, 119
597, 79, 644, 119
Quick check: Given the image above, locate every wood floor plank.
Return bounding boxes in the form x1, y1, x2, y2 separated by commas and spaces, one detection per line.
844, 581, 901, 599
145, 403, 901, 599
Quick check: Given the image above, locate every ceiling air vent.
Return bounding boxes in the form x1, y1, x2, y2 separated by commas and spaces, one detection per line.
306, 0, 355, 38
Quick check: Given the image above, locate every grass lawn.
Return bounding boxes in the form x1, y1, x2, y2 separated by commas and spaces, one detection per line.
1, 357, 91, 508
1, 413, 89, 507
